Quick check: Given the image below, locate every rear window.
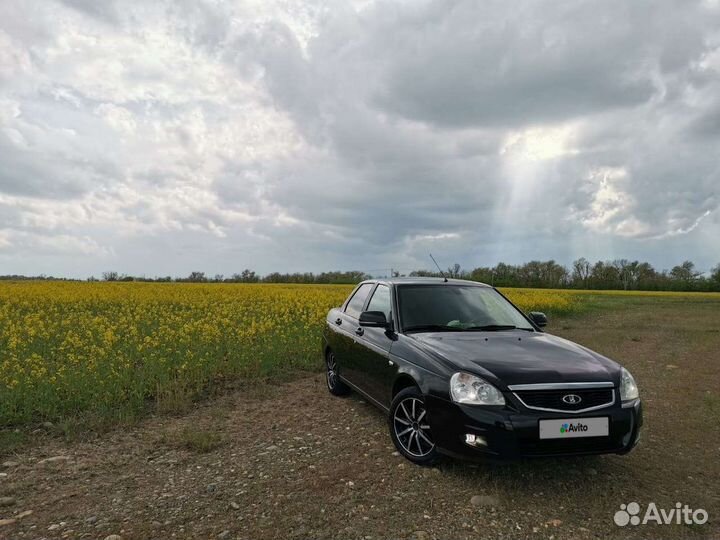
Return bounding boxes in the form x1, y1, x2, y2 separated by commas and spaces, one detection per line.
344, 283, 374, 318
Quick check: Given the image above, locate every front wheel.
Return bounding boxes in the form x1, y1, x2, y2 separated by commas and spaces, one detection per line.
325, 349, 350, 396
389, 387, 440, 465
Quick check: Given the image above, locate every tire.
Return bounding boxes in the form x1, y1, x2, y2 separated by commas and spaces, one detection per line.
325, 349, 350, 396
388, 386, 440, 466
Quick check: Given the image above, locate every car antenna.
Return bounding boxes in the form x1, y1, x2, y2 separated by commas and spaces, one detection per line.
429, 253, 448, 282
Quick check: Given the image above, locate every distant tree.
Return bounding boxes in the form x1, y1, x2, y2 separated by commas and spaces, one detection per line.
492, 262, 515, 286
468, 266, 493, 285
447, 263, 462, 278
263, 272, 283, 283
546, 260, 569, 288
409, 269, 438, 277
635, 262, 658, 290
102, 271, 119, 282
572, 258, 591, 288
187, 271, 207, 283
711, 263, 720, 284
670, 261, 700, 285
240, 269, 258, 283
613, 259, 637, 291
589, 261, 620, 289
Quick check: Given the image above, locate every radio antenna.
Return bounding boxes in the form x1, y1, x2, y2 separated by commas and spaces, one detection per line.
429, 253, 448, 282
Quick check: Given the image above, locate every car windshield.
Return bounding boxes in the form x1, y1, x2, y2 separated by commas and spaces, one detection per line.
398, 285, 534, 332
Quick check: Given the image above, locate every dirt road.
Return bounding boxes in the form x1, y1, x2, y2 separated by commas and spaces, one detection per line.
1, 296, 718, 539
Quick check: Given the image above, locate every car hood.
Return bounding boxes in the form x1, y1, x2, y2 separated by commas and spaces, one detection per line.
410, 331, 619, 387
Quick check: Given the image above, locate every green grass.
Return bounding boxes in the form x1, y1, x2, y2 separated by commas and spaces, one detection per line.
159, 427, 226, 453
0, 430, 26, 456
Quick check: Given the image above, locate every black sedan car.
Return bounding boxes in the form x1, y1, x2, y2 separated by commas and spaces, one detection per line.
322, 278, 642, 464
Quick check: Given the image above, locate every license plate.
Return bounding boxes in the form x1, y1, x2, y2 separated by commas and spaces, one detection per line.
539, 417, 609, 439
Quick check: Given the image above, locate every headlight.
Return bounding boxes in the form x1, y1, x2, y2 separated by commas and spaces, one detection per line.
450, 372, 505, 406
620, 368, 639, 401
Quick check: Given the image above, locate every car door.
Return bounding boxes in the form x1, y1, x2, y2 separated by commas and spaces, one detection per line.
354, 283, 397, 407
333, 283, 375, 385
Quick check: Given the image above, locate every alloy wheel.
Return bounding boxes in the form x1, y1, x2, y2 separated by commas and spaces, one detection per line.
393, 397, 435, 457
326, 352, 338, 389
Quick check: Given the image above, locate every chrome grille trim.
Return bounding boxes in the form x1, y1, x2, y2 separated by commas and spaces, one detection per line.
512, 389, 616, 414
507, 381, 614, 391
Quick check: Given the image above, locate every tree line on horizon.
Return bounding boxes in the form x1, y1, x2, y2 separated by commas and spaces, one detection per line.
2, 258, 720, 291
412, 258, 720, 292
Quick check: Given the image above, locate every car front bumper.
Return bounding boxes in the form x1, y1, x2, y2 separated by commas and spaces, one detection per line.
424, 395, 642, 460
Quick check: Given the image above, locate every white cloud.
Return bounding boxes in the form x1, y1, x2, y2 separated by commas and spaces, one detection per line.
0, 229, 113, 257
0, 0, 718, 276
501, 124, 579, 161
580, 167, 637, 235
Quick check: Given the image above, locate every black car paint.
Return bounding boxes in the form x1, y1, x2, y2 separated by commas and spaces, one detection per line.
410, 332, 619, 387
322, 278, 642, 459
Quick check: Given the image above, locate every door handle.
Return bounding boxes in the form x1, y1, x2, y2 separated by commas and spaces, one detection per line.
355, 327, 364, 336
335, 318, 342, 325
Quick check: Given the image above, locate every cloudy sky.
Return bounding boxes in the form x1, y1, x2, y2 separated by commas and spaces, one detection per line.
1, 0, 719, 278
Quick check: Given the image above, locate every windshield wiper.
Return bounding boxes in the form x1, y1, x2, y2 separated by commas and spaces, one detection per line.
465, 324, 521, 331
403, 324, 465, 333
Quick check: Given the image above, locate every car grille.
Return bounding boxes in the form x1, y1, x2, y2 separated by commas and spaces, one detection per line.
514, 388, 614, 412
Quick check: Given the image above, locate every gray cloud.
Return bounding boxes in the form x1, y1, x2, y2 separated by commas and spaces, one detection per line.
358, 1, 711, 127
55, 0, 119, 22
0, 0, 718, 277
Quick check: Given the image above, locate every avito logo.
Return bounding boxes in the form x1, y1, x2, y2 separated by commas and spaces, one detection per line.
614, 502, 708, 527
559, 422, 589, 434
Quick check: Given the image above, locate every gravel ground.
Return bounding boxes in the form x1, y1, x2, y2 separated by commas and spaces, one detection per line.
0, 297, 718, 540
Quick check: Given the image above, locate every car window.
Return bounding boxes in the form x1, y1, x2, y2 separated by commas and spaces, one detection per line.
366, 284, 391, 321
344, 283, 374, 318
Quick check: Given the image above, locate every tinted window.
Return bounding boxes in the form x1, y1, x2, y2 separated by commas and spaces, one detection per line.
366, 284, 391, 320
398, 285, 533, 331
345, 283, 374, 318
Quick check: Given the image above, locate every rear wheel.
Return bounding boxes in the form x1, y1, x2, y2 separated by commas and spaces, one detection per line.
325, 349, 350, 396
389, 387, 440, 465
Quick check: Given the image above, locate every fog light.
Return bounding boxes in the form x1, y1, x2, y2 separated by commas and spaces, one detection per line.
464, 433, 487, 447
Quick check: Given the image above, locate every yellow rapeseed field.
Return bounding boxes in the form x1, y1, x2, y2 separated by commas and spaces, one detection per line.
0, 281, 715, 426
0, 282, 350, 425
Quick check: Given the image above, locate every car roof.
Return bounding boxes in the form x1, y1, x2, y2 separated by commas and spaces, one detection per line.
358, 277, 492, 287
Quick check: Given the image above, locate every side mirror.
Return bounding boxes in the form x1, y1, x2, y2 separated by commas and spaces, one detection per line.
529, 311, 548, 327
359, 310, 390, 328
